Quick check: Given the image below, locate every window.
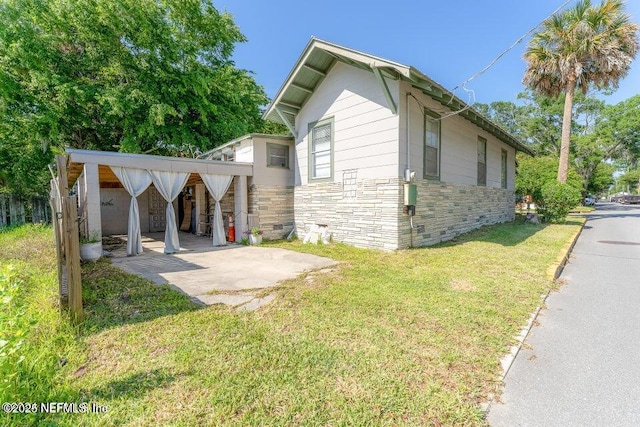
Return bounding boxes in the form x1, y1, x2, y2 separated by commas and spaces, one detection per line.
424, 111, 440, 179
501, 149, 508, 189
309, 118, 333, 180
267, 143, 289, 168
477, 137, 487, 186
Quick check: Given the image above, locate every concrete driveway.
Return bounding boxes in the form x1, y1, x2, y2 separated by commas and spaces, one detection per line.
108, 233, 337, 310
487, 203, 640, 426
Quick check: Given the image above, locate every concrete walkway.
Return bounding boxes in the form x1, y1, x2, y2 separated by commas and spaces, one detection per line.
487, 203, 640, 426
108, 233, 337, 310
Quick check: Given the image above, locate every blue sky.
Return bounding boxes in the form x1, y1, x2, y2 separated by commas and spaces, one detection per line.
214, 0, 640, 107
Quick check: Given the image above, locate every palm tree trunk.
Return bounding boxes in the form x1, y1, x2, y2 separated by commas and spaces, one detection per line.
557, 78, 576, 183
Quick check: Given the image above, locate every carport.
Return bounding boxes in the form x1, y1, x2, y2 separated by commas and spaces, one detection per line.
65, 149, 252, 255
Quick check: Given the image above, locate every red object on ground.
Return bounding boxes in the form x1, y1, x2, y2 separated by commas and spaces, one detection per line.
228, 213, 235, 242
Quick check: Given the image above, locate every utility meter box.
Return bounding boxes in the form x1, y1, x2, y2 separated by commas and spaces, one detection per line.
404, 183, 417, 206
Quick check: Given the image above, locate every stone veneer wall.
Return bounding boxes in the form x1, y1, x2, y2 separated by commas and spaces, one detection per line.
295, 178, 515, 250
248, 185, 294, 240
399, 180, 515, 248
294, 178, 404, 250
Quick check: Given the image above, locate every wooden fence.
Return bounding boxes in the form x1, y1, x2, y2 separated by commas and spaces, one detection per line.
0, 194, 50, 227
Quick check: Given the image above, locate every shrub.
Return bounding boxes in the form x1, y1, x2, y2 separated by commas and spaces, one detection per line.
538, 181, 582, 222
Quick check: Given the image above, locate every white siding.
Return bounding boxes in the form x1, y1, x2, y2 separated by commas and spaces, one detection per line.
399, 82, 516, 190
295, 62, 401, 184
235, 140, 253, 163
251, 137, 295, 187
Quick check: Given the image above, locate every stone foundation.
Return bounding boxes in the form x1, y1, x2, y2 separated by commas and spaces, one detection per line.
400, 181, 515, 248
295, 178, 515, 250
294, 178, 404, 250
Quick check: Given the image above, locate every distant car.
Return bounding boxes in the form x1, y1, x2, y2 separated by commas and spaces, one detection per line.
584, 195, 596, 206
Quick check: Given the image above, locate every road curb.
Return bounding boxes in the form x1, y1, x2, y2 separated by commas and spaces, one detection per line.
484, 217, 587, 416
546, 217, 587, 280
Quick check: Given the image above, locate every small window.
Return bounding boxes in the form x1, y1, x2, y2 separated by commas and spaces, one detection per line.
309, 118, 333, 180
501, 149, 508, 189
424, 111, 441, 179
477, 137, 487, 186
267, 143, 289, 168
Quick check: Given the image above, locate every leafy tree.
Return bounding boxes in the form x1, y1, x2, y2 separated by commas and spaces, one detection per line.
515, 153, 583, 204
523, 0, 639, 183
619, 169, 640, 194
587, 162, 616, 195
597, 95, 640, 168
0, 0, 269, 195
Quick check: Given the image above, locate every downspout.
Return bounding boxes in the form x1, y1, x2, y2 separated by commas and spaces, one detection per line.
406, 91, 414, 248
406, 91, 411, 181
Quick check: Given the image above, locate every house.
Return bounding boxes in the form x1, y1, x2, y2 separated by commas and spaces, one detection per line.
65, 37, 533, 255
258, 37, 533, 250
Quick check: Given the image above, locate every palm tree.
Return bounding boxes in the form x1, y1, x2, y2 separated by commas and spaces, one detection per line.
523, 0, 638, 183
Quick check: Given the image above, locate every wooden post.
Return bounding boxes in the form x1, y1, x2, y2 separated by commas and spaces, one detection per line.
50, 178, 66, 309
55, 155, 82, 322
56, 155, 69, 198
63, 196, 83, 323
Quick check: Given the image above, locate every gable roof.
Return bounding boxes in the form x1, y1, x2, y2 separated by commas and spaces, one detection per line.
263, 37, 534, 156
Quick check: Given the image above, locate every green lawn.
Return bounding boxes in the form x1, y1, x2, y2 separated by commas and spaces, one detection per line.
1, 219, 582, 426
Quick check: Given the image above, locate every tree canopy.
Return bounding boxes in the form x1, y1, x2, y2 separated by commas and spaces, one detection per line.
480, 91, 640, 199
0, 0, 273, 196
523, 0, 638, 183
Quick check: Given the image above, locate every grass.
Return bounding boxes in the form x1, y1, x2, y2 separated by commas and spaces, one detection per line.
1, 219, 583, 426
0, 224, 84, 426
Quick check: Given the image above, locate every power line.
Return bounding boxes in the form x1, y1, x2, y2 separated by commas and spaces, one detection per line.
447, 0, 575, 112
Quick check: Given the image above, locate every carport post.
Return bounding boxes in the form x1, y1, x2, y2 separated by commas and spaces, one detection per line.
234, 175, 247, 242
82, 163, 102, 241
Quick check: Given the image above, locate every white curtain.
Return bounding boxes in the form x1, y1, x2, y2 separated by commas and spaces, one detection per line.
201, 174, 233, 246
149, 171, 190, 254
110, 167, 153, 256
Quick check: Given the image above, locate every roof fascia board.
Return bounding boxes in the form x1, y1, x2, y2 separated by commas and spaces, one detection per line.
66, 149, 254, 176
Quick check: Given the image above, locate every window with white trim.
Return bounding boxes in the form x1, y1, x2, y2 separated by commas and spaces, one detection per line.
309, 118, 333, 180
424, 111, 440, 179
267, 143, 289, 168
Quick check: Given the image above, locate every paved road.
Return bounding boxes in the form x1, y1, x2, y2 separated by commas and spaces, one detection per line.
487, 203, 640, 427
